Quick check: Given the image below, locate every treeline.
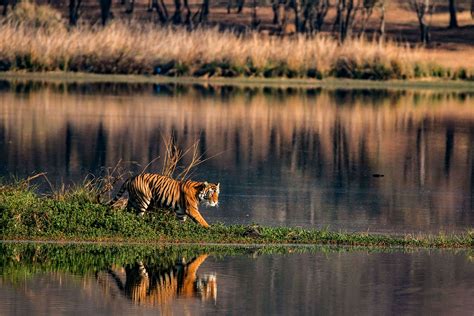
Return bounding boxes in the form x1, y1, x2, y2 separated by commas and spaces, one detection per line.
1, 0, 473, 43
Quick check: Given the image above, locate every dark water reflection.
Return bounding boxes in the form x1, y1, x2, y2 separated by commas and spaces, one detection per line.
1, 243, 474, 315
1, 80, 474, 233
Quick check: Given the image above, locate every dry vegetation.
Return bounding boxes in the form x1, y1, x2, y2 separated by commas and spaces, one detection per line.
0, 2, 472, 80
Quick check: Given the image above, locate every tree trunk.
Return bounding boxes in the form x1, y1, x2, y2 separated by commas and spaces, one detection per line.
125, 0, 134, 14
2, 0, 8, 16
172, 0, 182, 24
378, 2, 385, 37
419, 19, 430, 44
152, 0, 168, 23
314, 0, 329, 32
272, 0, 280, 24
448, 0, 458, 28
293, 0, 304, 33
99, 0, 112, 26
251, 0, 260, 28
69, 0, 82, 26
183, 0, 192, 26
236, 0, 244, 13
199, 0, 210, 22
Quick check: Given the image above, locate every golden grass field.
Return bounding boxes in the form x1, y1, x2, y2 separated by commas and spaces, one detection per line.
0, 1, 472, 80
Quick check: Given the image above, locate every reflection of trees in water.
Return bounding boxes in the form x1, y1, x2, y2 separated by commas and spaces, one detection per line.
1, 83, 474, 230
96, 254, 216, 309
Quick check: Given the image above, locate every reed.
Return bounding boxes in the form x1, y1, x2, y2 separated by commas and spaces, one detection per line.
0, 3, 471, 80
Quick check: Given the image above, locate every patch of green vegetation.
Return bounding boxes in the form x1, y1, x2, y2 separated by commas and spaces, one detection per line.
0, 241, 432, 285
1, 180, 473, 248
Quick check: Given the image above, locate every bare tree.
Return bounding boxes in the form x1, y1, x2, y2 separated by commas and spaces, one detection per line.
227, 0, 245, 13
124, 0, 134, 13
251, 0, 260, 28
333, 0, 360, 41
150, 0, 169, 23
359, 0, 385, 36
199, 0, 210, 22
273, 0, 293, 33
360, 0, 375, 33
69, 0, 82, 26
313, 0, 330, 32
99, 0, 112, 25
409, 0, 436, 44
378, 0, 385, 36
271, 0, 284, 24
293, 0, 304, 32
448, 0, 458, 28
172, 0, 183, 23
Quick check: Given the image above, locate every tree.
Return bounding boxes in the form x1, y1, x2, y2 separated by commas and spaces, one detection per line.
69, 0, 82, 26
448, 0, 458, 28
172, 0, 183, 24
150, 0, 169, 24
99, 0, 112, 25
199, 0, 210, 22
333, 0, 359, 42
409, 0, 436, 44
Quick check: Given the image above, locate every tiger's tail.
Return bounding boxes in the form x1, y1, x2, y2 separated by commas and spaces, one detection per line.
108, 178, 130, 206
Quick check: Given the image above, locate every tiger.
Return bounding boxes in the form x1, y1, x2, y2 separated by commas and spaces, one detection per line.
97, 254, 217, 309
109, 173, 220, 228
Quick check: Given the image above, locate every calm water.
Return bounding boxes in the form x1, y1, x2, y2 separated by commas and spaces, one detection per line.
1, 80, 474, 233
1, 243, 474, 315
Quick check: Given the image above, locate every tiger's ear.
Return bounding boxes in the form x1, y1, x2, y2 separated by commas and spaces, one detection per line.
217, 183, 220, 189
204, 181, 209, 187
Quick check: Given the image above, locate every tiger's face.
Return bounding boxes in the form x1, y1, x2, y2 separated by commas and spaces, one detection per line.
195, 273, 217, 302
198, 182, 220, 207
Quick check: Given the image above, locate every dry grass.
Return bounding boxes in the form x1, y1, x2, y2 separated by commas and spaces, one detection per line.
0, 4, 472, 80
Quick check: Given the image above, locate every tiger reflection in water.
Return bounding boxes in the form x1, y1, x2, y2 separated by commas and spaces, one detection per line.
97, 254, 216, 308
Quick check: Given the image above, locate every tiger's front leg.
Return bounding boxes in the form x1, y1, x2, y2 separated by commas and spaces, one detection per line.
187, 206, 210, 228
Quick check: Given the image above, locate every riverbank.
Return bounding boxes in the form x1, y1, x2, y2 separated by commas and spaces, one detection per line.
1, 20, 473, 82
1, 181, 473, 249
2, 71, 474, 92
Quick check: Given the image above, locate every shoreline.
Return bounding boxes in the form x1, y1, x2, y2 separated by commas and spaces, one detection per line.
0, 237, 472, 250
2, 71, 474, 91
1, 227, 473, 250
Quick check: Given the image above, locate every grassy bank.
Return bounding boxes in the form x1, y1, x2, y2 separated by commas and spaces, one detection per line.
0, 242, 428, 285
3, 71, 474, 91
1, 180, 473, 249
0, 3, 472, 81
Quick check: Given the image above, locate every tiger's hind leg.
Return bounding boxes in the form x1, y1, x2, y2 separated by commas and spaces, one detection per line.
127, 193, 152, 216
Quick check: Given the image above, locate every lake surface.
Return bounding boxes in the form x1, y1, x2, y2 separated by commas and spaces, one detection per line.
1, 80, 474, 233
1, 242, 474, 315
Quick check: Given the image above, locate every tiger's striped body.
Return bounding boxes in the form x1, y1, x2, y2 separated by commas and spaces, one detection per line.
109, 173, 219, 228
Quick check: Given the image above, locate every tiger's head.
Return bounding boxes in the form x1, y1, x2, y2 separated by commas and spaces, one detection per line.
195, 273, 217, 302
198, 182, 220, 207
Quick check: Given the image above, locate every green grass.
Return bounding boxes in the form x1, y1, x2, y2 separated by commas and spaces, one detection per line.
1, 180, 473, 249
1, 241, 439, 285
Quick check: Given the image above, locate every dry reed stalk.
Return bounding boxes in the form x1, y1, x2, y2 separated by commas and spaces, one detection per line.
160, 136, 205, 180
1, 20, 468, 79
